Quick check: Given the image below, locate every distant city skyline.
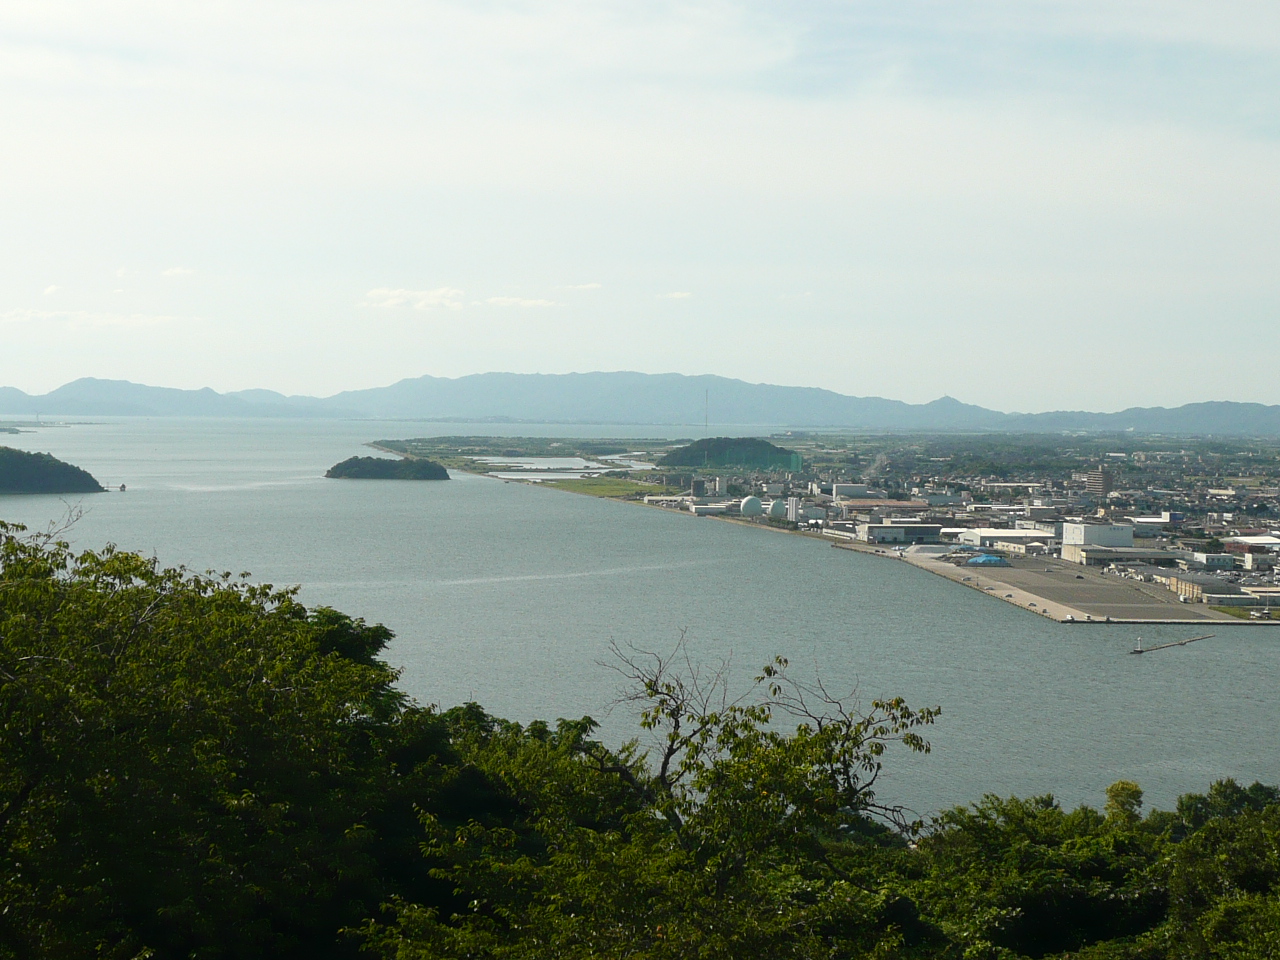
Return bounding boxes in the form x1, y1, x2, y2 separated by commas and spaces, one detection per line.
2, 1, 1278, 411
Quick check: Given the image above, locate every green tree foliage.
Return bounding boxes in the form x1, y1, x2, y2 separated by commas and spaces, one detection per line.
362, 649, 1280, 960
0, 446, 104, 494
325, 456, 449, 480
1106, 781, 1145, 827
917, 794, 1167, 957
1163, 802, 1280, 959
0, 523, 474, 960
361, 641, 943, 959
5, 525, 1280, 959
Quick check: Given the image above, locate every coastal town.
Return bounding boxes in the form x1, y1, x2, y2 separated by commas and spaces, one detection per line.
381, 432, 1280, 625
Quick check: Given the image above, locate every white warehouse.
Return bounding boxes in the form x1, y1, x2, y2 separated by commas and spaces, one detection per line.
957, 528, 1058, 549
1062, 523, 1134, 547
1061, 523, 1134, 564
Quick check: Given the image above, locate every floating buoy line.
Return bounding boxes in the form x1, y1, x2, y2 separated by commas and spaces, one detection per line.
1129, 634, 1214, 655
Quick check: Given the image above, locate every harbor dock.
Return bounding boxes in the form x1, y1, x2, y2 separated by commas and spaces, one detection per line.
830, 540, 1280, 625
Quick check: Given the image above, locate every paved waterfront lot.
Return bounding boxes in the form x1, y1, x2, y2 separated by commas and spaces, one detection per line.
893, 551, 1242, 623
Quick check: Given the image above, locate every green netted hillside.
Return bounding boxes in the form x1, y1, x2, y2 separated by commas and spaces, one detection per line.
659, 436, 801, 471
0, 446, 104, 494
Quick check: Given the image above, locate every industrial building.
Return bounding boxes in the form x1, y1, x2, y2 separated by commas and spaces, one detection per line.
1061, 523, 1134, 564
1066, 546, 1181, 567
1063, 523, 1134, 547
858, 523, 943, 545
1179, 552, 1236, 571
958, 528, 1060, 549
1225, 535, 1280, 555
831, 483, 880, 499
1161, 572, 1246, 604
835, 499, 932, 519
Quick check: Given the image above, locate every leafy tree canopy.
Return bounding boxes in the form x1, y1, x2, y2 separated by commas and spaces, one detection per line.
3, 525, 1280, 960
0, 522, 472, 959
325, 456, 448, 480
0, 446, 104, 494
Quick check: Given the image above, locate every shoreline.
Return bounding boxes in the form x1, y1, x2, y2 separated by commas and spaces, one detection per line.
556, 481, 1280, 627
440, 461, 1280, 628
828, 540, 1279, 627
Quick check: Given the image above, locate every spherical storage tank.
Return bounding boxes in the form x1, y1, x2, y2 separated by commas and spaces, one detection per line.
739, 496, 764, 517
767, 498, 787, 518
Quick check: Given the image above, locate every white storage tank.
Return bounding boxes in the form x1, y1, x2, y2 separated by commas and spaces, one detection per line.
767, 499, 787, 518
740, 496, 764, 517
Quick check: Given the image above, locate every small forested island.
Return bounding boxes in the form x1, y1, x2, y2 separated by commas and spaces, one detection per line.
0, 445, 104, 494
325, 455, 449, 480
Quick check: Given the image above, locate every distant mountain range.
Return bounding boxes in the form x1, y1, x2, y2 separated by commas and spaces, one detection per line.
2, 373, 1279, 435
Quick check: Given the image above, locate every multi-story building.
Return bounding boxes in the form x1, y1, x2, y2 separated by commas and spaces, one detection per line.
1085, 468, 1114, 497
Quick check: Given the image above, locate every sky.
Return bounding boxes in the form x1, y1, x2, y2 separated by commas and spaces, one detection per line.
1, 1, 1278, 412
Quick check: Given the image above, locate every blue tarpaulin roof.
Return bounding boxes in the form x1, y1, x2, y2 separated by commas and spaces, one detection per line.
967, 554, 1011, 566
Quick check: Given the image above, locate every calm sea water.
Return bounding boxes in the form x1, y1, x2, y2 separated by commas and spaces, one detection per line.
2, 418, 1277, 815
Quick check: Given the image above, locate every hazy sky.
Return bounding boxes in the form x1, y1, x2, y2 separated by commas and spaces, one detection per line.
2, 1, 1277, 411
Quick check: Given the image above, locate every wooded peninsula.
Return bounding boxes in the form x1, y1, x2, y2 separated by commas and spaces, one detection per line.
0, 446, 104, 494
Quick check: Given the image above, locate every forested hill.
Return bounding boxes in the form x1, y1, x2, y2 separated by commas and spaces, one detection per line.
325, 456, 449, 480
4, 374, 1280, 434
659, 436, 800, 469
0, 446, 104, 494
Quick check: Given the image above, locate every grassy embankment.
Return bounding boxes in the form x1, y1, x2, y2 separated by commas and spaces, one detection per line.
542, 477, 680, 498
1212, 606, 1280, 620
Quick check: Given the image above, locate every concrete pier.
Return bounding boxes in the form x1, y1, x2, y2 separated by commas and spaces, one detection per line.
830, 541, 1280, 625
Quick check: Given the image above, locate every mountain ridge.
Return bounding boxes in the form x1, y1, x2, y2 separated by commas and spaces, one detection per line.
1, 374, 1278, 435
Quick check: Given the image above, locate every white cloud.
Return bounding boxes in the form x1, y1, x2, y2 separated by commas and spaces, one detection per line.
484, 297, 556, 307
363, 287, 465, 310
42, 285, 57, 295
658, 291, 692, 299
162, 266, 194, 276
562, 282, 602, 290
